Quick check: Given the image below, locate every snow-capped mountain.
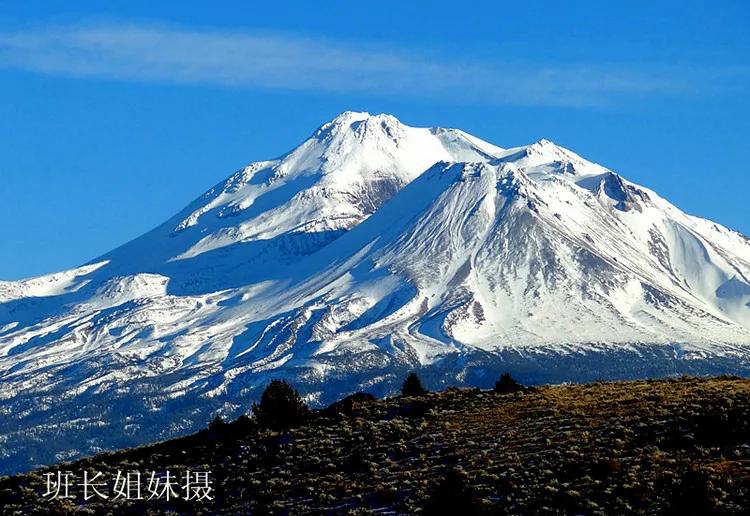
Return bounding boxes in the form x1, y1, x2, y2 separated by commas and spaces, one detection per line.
2, 112, 750, 474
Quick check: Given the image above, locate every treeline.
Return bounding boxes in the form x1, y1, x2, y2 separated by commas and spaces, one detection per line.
209, 371, 527, 432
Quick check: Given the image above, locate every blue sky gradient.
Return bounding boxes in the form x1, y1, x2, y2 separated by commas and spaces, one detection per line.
1, 1, 748, 279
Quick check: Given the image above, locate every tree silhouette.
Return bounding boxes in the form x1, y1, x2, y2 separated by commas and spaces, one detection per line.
494, 372, 524, 394
252, 379, 309, 430
401, 372, 427, 397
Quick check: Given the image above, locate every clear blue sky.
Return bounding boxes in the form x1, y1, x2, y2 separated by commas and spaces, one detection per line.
1, 1, 748, 280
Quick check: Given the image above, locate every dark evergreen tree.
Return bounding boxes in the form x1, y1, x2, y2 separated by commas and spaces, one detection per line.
494, 372, 524, 394
252, 379, 309, 430
401, 372, 427, 397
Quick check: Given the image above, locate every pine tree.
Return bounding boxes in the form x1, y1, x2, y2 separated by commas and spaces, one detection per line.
494, 372, 524, 394
252, 379, 309, 430
401, 372, 427, 397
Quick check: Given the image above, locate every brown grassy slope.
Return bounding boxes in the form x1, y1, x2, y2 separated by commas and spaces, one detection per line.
2, 376, 750, 514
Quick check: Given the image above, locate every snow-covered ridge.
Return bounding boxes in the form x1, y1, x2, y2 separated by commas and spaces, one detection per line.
1, 111, 750, 475
0, 261, 108, 302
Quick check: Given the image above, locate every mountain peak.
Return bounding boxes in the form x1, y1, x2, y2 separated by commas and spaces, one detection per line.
494, 138, 609, 178
315, 111, 403, 140
334, 109, 371, 120
521, 138, 571, 160
530, 137, 556, 148
96, 112, 507, 268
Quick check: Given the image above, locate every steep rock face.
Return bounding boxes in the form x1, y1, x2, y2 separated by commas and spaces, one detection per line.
1, 113, 750, 474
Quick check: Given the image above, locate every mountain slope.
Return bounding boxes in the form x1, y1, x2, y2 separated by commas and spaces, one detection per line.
1, 112, 750, 475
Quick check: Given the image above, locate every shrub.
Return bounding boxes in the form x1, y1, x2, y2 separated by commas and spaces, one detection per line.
206, 415, 227, 442
252, 379, 310, 430
323, 392, 376, 417
399, 399, 429, 419
401, 372, 427, 397
233, 413, 255, 431
494, 372, 524, 394
223, 413, 257, 440
208, 415, 226, 430
668, 467, 714, 515
423, 468, 485, 515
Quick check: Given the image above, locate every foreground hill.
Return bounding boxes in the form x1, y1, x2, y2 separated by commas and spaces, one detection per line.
2, 376, 750, 514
